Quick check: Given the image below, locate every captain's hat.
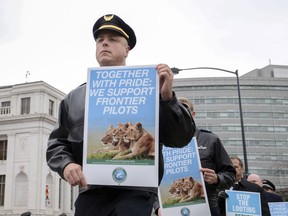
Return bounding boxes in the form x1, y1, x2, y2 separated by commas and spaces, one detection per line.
92, 14, 136, 50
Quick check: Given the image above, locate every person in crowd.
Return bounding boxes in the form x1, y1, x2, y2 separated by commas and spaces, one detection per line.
178, 97, 236, 216
46, 14, 195, 216
248, 174, 284, 202
247, 174, 263, 186
218, 156, 271, 216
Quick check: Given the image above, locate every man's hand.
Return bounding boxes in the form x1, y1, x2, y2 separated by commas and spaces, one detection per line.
218, 191, 229, 199
63, 163, 87, 189
200, 167, 219, 184
157, 208, 162, 216
157, 64, 173, 101
218, 190, 229, 208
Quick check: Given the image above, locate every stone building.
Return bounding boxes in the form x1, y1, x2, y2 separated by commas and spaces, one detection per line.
173, 64, 288, 200
0, 81, 76, 216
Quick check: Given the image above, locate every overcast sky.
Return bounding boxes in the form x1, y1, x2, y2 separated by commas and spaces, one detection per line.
1, 0, 288, 94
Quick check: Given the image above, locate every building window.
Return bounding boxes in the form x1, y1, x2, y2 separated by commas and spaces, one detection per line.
21, 97, 30, 114
49, 100, 54, 116
14, 173, 28, 207
0, 101, 11, 115
0, 140, 7, 160
0, 175, 5, 206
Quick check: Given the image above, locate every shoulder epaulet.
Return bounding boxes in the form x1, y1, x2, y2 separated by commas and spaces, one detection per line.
199, 128, 212, 133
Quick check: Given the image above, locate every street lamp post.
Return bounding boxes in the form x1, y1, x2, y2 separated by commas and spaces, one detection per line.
172, 67, 249, 175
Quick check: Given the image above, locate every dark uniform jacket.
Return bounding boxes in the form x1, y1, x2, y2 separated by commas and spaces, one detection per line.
46, 83, 195, 193
265, 191, 284, 202
219, 178, 271, 216
196, 128, 236, 208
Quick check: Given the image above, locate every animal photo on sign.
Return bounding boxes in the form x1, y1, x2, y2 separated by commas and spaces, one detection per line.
163, 176, 205, 207
87, 122, 155, 163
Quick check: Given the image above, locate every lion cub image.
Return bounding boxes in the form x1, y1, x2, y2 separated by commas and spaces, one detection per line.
113, 122, 155, 159
112, 122, 131, 153
169, 176, 204, 203
97, 123, 130, 154
93, 122, 154, 160
101, 125, 117, 145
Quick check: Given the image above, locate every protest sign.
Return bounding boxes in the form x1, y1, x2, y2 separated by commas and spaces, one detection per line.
268, 202, 288, 216
83, 65, 159, 187
159, 137, 211, 216
226, 190, 261, 216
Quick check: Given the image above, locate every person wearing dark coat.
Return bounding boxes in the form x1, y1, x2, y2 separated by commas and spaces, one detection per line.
247, 174, 284, 202
46, 14, 195, 216
218, 156, 271, 216
178, 97, 236, 216
262, 179, 284, 202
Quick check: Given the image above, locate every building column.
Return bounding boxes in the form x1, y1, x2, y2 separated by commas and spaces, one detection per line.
3, 133, 15, 211
62, 181, 71, 213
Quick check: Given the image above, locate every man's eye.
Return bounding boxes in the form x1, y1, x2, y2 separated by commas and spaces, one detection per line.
96, 38, 103, 43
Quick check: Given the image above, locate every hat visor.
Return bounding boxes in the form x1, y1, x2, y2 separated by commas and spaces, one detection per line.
262, 185, 274, 190
93, 25, 129, 40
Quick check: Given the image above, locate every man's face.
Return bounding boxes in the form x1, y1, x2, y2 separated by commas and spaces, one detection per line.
95, 30, 130, 66
247, 174, 263, 187
231, 158, 244, 181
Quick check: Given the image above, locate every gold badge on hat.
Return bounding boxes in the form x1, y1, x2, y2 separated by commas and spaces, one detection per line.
104, 15, 114, 21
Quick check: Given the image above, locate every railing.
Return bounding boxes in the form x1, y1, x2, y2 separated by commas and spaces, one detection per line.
0, 107, 11, 115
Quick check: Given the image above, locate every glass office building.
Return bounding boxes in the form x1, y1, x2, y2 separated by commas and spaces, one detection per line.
173, 65, 288, 196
